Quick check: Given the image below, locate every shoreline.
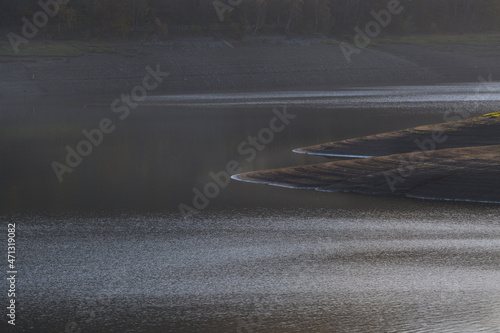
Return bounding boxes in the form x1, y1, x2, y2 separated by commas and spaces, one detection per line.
295, 114, 500, 157
233, 114, 500, 204
232, 172, 500, 205
3, 37, 500, 100
232, 145, 500, 204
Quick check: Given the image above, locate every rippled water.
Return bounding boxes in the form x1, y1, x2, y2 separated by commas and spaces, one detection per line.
6, 206, 500, 333
144, 83, 500, 109
2, 84, 500, 332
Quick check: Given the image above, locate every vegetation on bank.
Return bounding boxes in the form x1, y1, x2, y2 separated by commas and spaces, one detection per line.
484, 112, 500, 118
2, 0, 500, 41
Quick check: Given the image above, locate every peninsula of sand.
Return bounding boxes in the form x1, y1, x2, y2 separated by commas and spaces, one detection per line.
233, 112, 500, 203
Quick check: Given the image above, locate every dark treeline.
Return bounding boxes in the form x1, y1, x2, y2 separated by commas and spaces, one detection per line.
1, 0, 500, 39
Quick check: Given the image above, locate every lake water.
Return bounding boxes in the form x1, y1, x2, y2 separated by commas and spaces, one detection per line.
2, 83, 500, 332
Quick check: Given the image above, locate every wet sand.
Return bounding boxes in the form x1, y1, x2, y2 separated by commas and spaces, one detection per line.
295, 113, 500, 157
233, 114, 500, 203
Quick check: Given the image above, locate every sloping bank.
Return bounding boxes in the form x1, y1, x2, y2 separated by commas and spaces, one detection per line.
0, 39, 441, 100
232, 113, 500, 204
295, 113, 500, 157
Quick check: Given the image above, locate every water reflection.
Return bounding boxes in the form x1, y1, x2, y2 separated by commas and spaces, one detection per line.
2, 87, 500, 332
7, 207, 500, 332
1, 88, 496, 212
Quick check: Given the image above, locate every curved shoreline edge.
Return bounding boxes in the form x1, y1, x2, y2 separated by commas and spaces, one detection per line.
231, 172, 500, 204
292, 149, 374, 158
230, 174, 315, 190
232, 115, 500, 204
293, 114, 500, 157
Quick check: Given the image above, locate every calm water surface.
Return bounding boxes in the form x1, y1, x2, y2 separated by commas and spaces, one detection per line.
1, 84, 500, 332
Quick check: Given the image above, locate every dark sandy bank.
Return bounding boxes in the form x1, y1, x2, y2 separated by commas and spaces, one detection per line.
295, 113, 500, 157
233, 144, 500, 203
3, 37, 500, 100
233, 114, 500, 203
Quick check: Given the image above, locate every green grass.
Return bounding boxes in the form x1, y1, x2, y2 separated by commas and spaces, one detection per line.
483, 112, 500, 118
0, 42, 83, 57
